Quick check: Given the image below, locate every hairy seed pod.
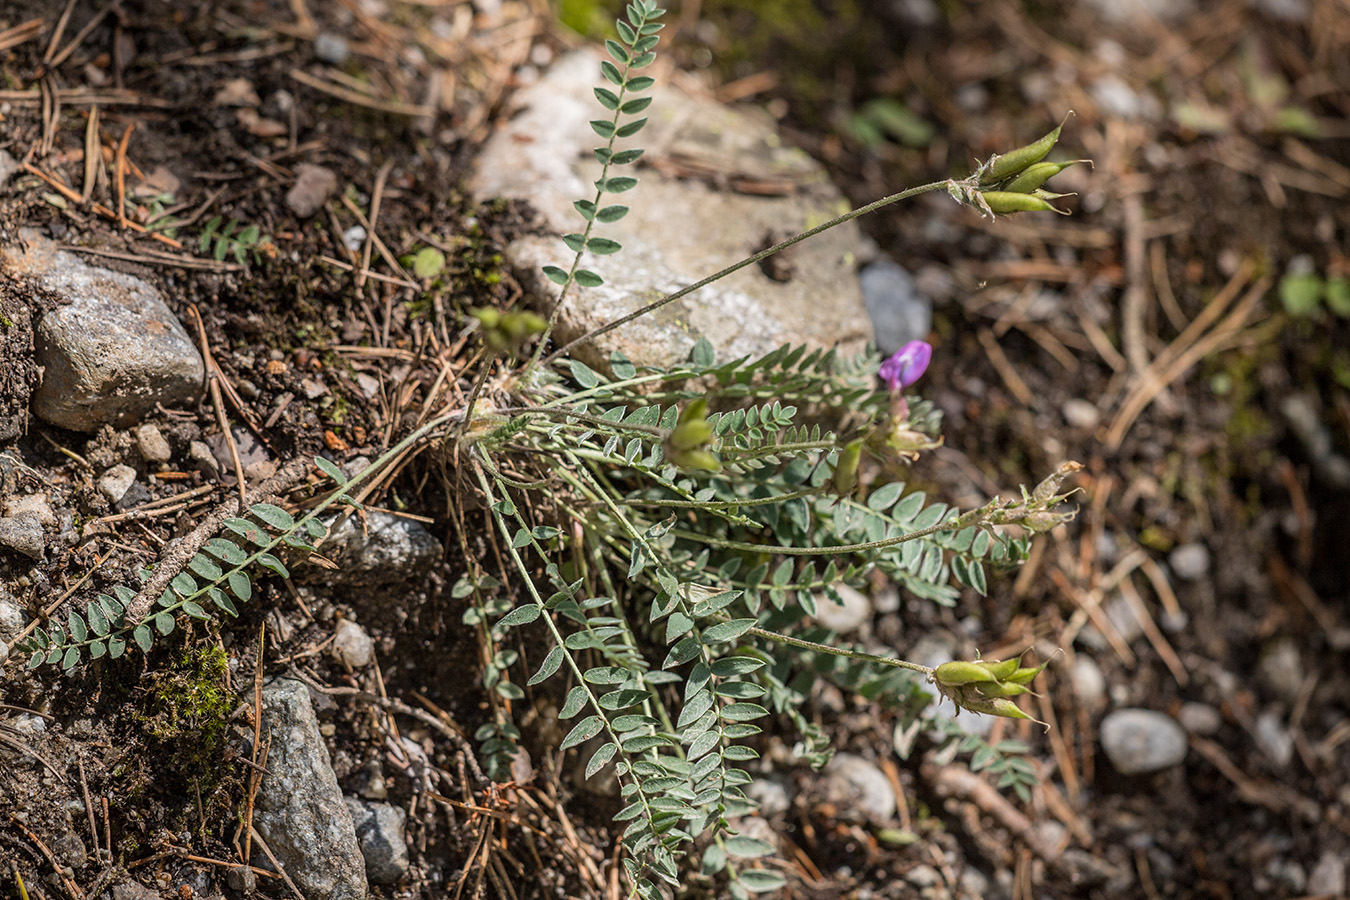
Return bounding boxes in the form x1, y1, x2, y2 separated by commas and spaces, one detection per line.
833, 439, 864, 496
978, 657, 1020, 680
979, 124, 1062, 185
979, 191, 1066, 215
972, 680, 1032, 699
1001, 159, 1083, 193
1005, 661, 1048, 685
957, 694, 1038, 722
933, 660, 998, 686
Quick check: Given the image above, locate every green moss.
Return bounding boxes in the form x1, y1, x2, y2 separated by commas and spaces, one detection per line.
135, 645, 232, 780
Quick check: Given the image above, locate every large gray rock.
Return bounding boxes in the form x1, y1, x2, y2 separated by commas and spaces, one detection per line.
472, 50, 871, 373
309, 511, 440, 587
0, 229, 203, 431
254, 679, 367, 900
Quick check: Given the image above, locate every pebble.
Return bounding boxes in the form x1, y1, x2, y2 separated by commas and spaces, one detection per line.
0, 148, 18, 183
859, 259, 932, 356
2, 492, 57, 528
1253, 709, 1293, 768
188, 440, 220, 476
343, 225, 367, 252
0, 587, 27, 639
331, 618, 374, 669
1168, 542, 1210, 581
1176, 702, 1222, 736
1099, 708, 1188, 774
1071, 655, 1107, 708
0, 513, 44, 559
286, 164, 339, 219
820, 753, 895, 825
2, 229, 204, 431
314, 511, 440, 587
1257, 637, 1304, 702
135, 424, 172, 464
356, 759, 388, 801
1062, 398, 1101, 429
1307, 849, 1346, 896
744, 777, 791, 818
313, 32, 350, 65
98, 464, 138, 504
344, 799, 409, 885
253, 679, 368, 900
812, 583, 871, 634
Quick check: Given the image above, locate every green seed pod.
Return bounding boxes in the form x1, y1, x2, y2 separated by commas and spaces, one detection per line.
833, 439, 864, 496
1001, 159, 1083, 193
933, 660, 998, 686
668, 448, 721, 472
1005, 661, 1049, 685
971, 680, 1032, 699
957, 694, 1039, 723
979, 191, 1066, 215
978, 657, 1020, 680
979, 124, 1062, 185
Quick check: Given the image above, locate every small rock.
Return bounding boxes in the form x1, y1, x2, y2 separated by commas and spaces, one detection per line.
859, 259, 932, 356
905, 864, 940, 888
1102, 593, 1144, 645
286, 164, 339, 219
2, 492, 57, 528
111, 881, 162, 900
356, 760, 388, 801
1062, 398, 1101, 429
812, 583, 871, 634
2, 229, 204, 431
1100, 708, 1188, 774
1257, 637, 1304, 702
253, 679, 367, 900
98, 464, 138, 504
224, 866, 256, 893
314, 32, 350, 65
331, 618, 374, 669
344, 799, 409, 885
0, 513, 44, 559
1253, 709, 1293, 768
313, 511, 440, 587
1176, 702, 1222, 736
343, 225, 367, 252
0, 149, 18, 183
1089, 75, 1159, 120
0, 587, 28, 639
745, 777, 791, 818
1071, 655, 1107, 708
1307, 849, 1346, 896
135, 424, 172, 464
820, 753, 895, 825
1168, 543, 1210, 581
188, 440, 219, 476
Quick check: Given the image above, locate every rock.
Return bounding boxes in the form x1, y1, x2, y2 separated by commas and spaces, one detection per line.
98, 464, 138, 504
744, 776, 791, 818
1257, 636, 1304, 702
286, 164, 339, 218
0, 513, 43, 559
1076, 0, 1195, 23
111, 881, 161, 900
314, 32, 350, 65
820, 753, 895, 825
313, 511, 440, 587
1099, 708, 1188, 774
0, 276, 39, 442
1253, 709, 1293, 768
1071, 655, 1106, 708
331, 618, 374, 668
2, 492, 57, 528
0, 149, 18, 183
1062, 398, 1101, 430
812, 583, 871, 634
1102, 593, 1144, 645
1, 229, 204, 431
253, 679, 367, 900
0, 586, 27, 639
344, 799, 409, 885
1307, 849, 1346, 896
188, 440, 219, 476
471, 50, 871, 373
1176, 702, 1222, 736
859, 259, 931, 356
355, 760, 388, 801
135, 424, 172, 464
1168, 543, 1210, 581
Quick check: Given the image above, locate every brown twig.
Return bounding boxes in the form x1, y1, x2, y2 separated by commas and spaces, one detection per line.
187, 304, 247, 510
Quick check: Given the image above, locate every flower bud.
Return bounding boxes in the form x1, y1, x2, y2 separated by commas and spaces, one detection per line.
472, 307, 548, 355
978, 123, 1063, 186
664, 399, 720, 472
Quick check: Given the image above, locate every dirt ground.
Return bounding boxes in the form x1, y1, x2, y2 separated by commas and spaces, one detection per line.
1, 1, 1348, 899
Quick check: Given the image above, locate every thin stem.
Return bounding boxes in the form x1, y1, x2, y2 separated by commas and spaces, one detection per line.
539, 180, 949, 368
748, 626, 933, 675
669, 506, 983, 556
493, 406, 667, 438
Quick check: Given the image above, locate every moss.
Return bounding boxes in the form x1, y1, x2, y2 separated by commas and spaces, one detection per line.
135, 644, 233, 781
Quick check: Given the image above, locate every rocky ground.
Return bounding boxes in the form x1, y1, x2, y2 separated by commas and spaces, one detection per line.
2, 1, 1349, 900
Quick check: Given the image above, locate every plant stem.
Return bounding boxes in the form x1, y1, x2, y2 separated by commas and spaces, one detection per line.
538, 180, 949, 368
747, 626, 933, 675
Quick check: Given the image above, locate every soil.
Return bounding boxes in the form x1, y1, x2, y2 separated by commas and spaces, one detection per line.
2, 1, 1348, 900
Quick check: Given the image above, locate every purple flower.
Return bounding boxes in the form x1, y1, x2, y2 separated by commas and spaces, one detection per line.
879, 340, 932, 392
